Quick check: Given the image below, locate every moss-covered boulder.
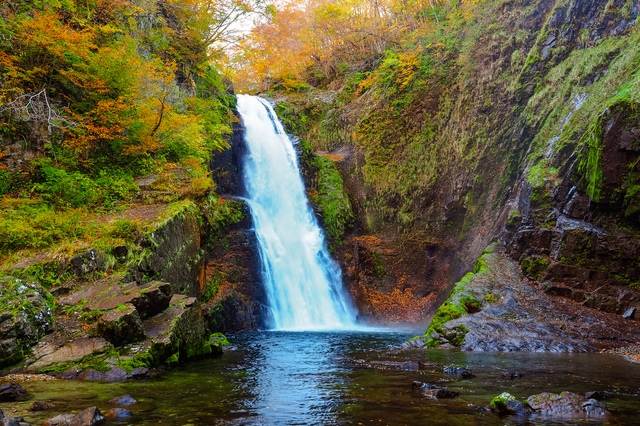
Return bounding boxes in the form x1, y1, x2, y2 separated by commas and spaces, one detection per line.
0, 277, 54, 368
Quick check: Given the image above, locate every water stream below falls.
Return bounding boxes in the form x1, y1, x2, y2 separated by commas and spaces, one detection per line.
8, 331, 640, 425
236, 94, 358, 330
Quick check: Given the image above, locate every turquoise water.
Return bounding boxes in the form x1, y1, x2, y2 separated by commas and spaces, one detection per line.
4, 331, 640, 425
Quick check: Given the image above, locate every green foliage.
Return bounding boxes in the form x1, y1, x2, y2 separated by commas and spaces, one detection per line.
0, 199, 86, 255
202, 194, 245, 242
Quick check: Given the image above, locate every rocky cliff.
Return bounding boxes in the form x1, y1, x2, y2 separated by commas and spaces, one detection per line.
266, 0, 640, 347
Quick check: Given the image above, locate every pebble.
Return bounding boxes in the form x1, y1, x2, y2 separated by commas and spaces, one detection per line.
0, 374, 57, 382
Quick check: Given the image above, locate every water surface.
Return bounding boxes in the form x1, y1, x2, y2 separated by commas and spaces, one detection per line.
5, 331, 640, 425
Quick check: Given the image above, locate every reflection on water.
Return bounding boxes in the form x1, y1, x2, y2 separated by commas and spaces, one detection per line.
3, 331, 640, 425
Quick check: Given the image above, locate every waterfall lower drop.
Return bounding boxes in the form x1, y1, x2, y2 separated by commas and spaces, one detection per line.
236, 94, 359, 331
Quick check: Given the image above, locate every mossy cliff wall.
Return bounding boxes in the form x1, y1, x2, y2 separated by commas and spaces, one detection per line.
269, 0, 640, 325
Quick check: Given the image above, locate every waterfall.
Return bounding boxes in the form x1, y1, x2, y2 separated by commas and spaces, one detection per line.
236, 94, 358, 331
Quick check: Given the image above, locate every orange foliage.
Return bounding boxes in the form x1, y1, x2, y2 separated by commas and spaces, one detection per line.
361, 285, 435, 322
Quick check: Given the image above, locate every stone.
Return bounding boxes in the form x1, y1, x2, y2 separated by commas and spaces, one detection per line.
102, 367, 128, 381
30, 400, 55, 411
623, 307, 636, 319
43, 414, 74, 426
0, 408, 3, 419
443, 366, 474, 378
423, 388, 460, 399
28, 338, 111, 372
104, 408, 133, 419
0, 383, 27, 401
502, 372, 524, 379
526, 391, 609, 418
2, 416, 27, 426
490, 392, 530, 416
134, 174, 158, 190
128, 367, 150, 379
112, 245, 128, 261
95, 304, 145, 346
76, 369, 105, 381
69, 249, 107, 276
585, 390, 606, 400
108, 395, 137, 405
68, 407, 105, 426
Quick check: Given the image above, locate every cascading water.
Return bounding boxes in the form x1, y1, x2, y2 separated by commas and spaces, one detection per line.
236, 94, 358, 331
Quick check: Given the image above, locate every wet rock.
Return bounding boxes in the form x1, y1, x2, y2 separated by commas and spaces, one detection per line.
423, 388, 460, 399
443, 366, 475, 378
502, 372, 524, 379
0, 383, 27, 401
583, 398, 609, 417
104, 408, 133, 419
412, 381, 459, 399
42, 414, 74, 426
623, 307, 636, 319
0, 408, 3, 419
95, 305, 145, 346
490, 392, 531, 416
30, 400, 55, 411
585, 390, 606, 400
76, 369, 105, 381
68, 407, 105, 426
2, 416, 29, 426
526, 391, 609, 418
108, 395, 137, 405
128, 367, 149, 379
102, 367, 128, 381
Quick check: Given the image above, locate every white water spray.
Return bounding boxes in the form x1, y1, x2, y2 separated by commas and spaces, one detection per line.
236, 94, 358, 331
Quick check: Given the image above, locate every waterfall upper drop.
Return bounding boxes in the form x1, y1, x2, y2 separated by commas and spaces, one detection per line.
236, 94, 358, 331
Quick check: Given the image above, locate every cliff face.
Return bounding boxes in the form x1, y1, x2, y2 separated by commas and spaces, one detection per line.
270, 0, 640, 330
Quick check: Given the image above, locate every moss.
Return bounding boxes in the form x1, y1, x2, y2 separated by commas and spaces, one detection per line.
520, 256, 550, 280
460, 295, 482, 313
38, 351, 112, 374
315, 156, 355, 244
116, 352, 154, 373
490, 392, 516, 408
165, 352, 180, 366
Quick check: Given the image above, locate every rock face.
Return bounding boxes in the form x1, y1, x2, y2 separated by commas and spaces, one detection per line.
95, 304, 145, 346
417, 246, 640, 352
127, 208, 205, 298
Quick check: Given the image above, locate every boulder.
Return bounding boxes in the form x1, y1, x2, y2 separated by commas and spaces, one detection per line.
68, 407, 105, 426
1, 416, 29, 426
104, 408, 133, 419
526, 391, 609, 418
423, 388, 460, 399
128, 367, 150, 379
42, 414, 74, 426
0, 383, 27, 401
95, 304, 145, 346
490, 392, 530, 416
30, 400, 55, 411
443, 366, 475, 378
108, 395, 137, 405
102, 367, 128, 382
